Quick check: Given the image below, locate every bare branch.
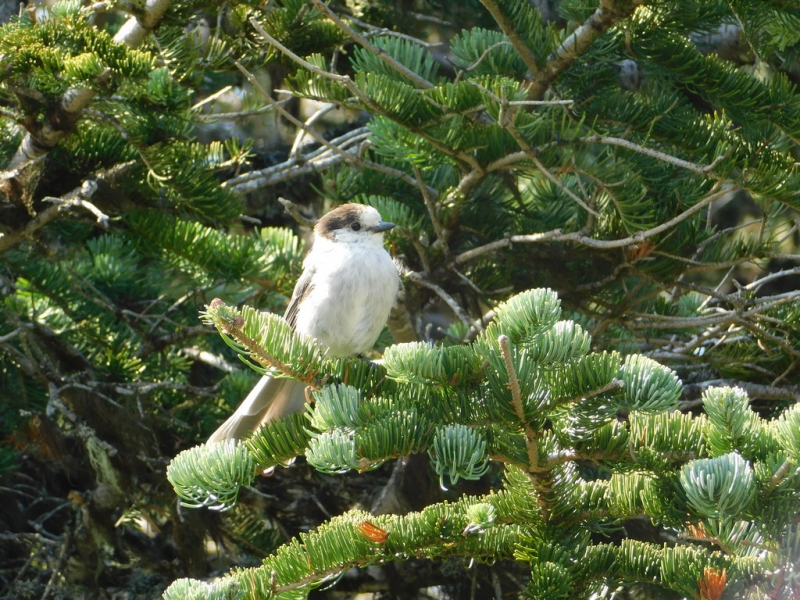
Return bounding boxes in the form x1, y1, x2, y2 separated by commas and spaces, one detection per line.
404, 271, 478, 330
112, 0, 173, 48
452, 185, 733, 265
680, 379, 800, 408
289, 102, 337, 159
585, 135, 732, 175
181, 346, 239, 373
278, 198, 316, 228
0, 162, 135, 254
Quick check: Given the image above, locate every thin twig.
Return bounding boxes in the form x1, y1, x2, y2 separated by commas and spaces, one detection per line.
394, 226, 432, 274
192, 85, 234, 111
198, 106, 277, 121
469, 80, 598, 217
413, 166, 449, 253
347, 15, 444, 48
235, 61, 358, 166
290, 102, 337, 159
452, 186, 733, 265
278, 198, 316, 227
453, 41, 512, 82
236, 59, 441, 196
585, 135, 732, 175
404, 271, 477, 330
768, 459, 795, 492
40, 520, 73, 600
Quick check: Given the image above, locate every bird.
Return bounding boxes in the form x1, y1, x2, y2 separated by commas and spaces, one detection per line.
207, 203, 400, 444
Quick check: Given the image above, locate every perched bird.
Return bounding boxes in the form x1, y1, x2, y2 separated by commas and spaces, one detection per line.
208, 203, 400, 444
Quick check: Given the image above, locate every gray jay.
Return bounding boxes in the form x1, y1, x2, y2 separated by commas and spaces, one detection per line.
207, 203, 400, 444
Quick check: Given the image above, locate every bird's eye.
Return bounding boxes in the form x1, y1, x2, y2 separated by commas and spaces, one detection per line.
350, 222, 361, 231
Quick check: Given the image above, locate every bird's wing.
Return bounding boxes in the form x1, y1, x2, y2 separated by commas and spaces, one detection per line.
283, 263, 315, 330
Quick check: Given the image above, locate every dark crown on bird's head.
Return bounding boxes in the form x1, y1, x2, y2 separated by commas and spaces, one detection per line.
314, 204, 394, 240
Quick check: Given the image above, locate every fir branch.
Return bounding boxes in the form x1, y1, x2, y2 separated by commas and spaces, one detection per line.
8, 0, 172, 167
309, 0, 435, 90
205, 299, 320, 388
498, 334, 539, 473
478, 0, 541, 78
248, 17, 484, 173
528, 0, 640, 100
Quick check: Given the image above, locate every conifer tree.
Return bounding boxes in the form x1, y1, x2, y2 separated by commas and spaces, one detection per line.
1, 1, 799, 599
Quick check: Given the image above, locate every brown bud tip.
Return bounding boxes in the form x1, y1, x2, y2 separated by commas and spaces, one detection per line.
68, 490, 87, 505
209, 298, 226, 309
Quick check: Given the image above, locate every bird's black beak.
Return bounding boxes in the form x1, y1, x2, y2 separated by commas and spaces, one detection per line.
371, 221, 395, 233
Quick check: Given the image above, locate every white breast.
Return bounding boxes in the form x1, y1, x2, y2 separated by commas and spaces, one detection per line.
293, 237, 400, 357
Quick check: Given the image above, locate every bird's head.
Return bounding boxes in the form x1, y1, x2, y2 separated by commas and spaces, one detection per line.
314, 203, 395, 245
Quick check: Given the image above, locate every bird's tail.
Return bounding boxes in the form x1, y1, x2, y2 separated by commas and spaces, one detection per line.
206, 376, 308, 444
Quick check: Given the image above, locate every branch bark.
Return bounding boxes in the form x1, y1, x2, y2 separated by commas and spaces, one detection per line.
527, 0, 642, 99
7, 0, 172, 168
